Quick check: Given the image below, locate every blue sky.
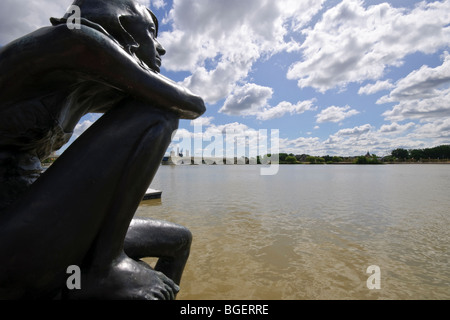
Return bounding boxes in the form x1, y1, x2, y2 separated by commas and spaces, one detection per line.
1, 0, 449, 157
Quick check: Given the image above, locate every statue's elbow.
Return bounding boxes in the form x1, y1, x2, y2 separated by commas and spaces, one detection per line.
194, 98, 207, 118
186, 96, 206, 120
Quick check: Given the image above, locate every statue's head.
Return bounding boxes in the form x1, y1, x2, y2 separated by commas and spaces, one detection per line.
51, 0, 165, 73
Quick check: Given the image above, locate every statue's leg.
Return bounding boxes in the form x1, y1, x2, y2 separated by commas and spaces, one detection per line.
124, 218, 192, 285
0, 99, 180, 299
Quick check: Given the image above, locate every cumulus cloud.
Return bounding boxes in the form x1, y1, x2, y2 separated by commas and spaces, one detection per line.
336, 124, 372, 136
316, 105, 359, 123
380, 51, 450, 121
413, 118, 450, 141
380, 52, 450, 102
72, 119, 95, 140
283, 117, 448, 157
173, 117, 446, 159
319, 124, 391, 156
150, 0, 166, 9
159, 0, 325, 103
379, 122, 415, 133
255, 100, 316, 121
219, 83, 316, 120
220, 83, 273, 116
287, 0, 450, 93
358, 80, 395, 95
191, 116, 214, 127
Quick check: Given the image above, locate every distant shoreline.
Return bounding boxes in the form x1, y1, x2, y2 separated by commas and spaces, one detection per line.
157, 161, 450, 167
285, 161, 450, 165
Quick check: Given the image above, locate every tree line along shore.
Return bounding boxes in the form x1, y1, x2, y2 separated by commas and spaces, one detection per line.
275, 145, 450, 165
163, 144, 450, 165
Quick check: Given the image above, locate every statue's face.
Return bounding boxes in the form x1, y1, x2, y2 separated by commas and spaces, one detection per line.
122, 6, 166, 73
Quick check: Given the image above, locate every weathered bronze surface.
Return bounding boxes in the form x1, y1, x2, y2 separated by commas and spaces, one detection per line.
0, 0, 205, 299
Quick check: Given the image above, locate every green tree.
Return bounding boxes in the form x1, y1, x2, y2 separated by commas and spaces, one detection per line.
427, 145, 450, 159
355, 156, 368, 164
306, 156, 325, 164
409, 149, 424, 160
284, 155, 298, 164
278, 153, 289, 162
306, 156, 316, 164
391, 148, 409, 161
332, 156, 343, 163
355, 155, 381, 164
315, 157, 325, 164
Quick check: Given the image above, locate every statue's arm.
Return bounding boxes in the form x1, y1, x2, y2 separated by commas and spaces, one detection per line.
0, 25, 205, 119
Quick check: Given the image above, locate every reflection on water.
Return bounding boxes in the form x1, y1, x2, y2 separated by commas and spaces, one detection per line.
136, 164, 450, 300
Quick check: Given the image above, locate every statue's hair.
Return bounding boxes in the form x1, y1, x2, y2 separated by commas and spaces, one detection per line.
50, 0, 159, 56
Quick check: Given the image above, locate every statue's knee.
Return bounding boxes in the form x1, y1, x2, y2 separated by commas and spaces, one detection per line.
177, 226, 193, 253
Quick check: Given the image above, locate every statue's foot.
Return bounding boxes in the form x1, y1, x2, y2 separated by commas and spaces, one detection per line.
64, 254, 179, 300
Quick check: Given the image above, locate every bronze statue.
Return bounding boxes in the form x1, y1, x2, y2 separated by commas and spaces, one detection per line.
0, 0, 205, 299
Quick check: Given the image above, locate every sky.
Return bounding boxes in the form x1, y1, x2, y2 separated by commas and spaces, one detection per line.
1, 0, 449, 157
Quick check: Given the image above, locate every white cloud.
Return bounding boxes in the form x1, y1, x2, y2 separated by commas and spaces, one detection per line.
220, 83, 273, 116
414, 118, 450, 135
358, 80, 395, 95
336, 124, 372, 136
379, 122, 415, 133
380, 52, 450, 121
255, 100, 316, 121
171, 128, 192, 140
173, 118, 447, 159
191, 116, 214, 127
73, 119, 95, 139
379, 52, 450, 103
286, 0, 450, 92
316, 105, 359, 123
149, 0, 166, 9
382, 88, 450, 121
219, 83, 316, 120
412, 118, 450, 144
280, 136, 322, 155
160, 0, 325, 103
280, 116, 450, 157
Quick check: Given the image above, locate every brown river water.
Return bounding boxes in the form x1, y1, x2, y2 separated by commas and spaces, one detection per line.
136, 164, 450, 300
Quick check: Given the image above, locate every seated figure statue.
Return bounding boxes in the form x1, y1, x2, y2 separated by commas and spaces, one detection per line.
0, 0, 205, 300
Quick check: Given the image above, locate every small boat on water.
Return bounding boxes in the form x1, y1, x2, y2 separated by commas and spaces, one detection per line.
143, 188, 162, 200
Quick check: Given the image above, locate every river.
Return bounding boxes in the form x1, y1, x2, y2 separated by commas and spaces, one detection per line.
136, 164, 450, 300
